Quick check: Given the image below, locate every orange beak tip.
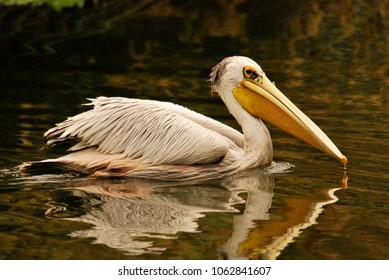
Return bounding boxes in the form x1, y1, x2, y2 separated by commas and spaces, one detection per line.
341, 155, 348, 165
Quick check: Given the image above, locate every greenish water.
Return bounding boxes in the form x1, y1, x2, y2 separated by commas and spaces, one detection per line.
0, 0, 388, 259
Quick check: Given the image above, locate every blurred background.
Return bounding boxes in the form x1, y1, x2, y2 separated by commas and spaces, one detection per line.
0, 0, 388, 259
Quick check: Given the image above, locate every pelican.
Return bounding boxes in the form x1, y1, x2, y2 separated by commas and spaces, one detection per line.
22, 56, 347, 180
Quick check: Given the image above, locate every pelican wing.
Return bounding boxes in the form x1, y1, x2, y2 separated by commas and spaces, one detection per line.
45, 97, 244, 165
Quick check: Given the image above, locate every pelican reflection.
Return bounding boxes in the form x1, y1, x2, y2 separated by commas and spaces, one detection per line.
44, 166, 346, 259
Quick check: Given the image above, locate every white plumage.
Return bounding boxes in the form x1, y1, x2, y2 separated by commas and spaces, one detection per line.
46, 97, 244, 165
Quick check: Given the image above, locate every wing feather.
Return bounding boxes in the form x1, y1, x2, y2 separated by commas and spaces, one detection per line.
45, 97, 242, 165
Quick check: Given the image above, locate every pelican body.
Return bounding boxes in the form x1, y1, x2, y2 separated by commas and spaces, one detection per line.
22, 56, 347, 180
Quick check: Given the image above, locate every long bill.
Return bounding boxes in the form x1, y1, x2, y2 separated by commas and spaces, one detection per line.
233, 76, 348, 165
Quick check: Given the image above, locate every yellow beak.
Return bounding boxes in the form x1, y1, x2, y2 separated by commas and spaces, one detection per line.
233, 75, 348, 165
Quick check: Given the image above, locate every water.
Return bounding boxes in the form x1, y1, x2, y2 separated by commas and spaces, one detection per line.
0, 0, 388, 259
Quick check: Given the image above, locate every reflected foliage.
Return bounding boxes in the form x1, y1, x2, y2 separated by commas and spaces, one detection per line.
0, 0, 90, 11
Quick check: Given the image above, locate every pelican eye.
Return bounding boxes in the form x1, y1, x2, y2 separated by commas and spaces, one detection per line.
243, 66, 259, 80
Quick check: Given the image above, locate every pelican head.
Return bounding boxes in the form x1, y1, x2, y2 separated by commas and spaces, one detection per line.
210, 56, 347, 165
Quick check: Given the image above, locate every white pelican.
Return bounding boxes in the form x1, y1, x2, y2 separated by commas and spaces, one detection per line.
22, 56, 347, 180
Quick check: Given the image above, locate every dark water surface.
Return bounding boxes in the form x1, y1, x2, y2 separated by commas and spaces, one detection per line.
0, 0, 388, 259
